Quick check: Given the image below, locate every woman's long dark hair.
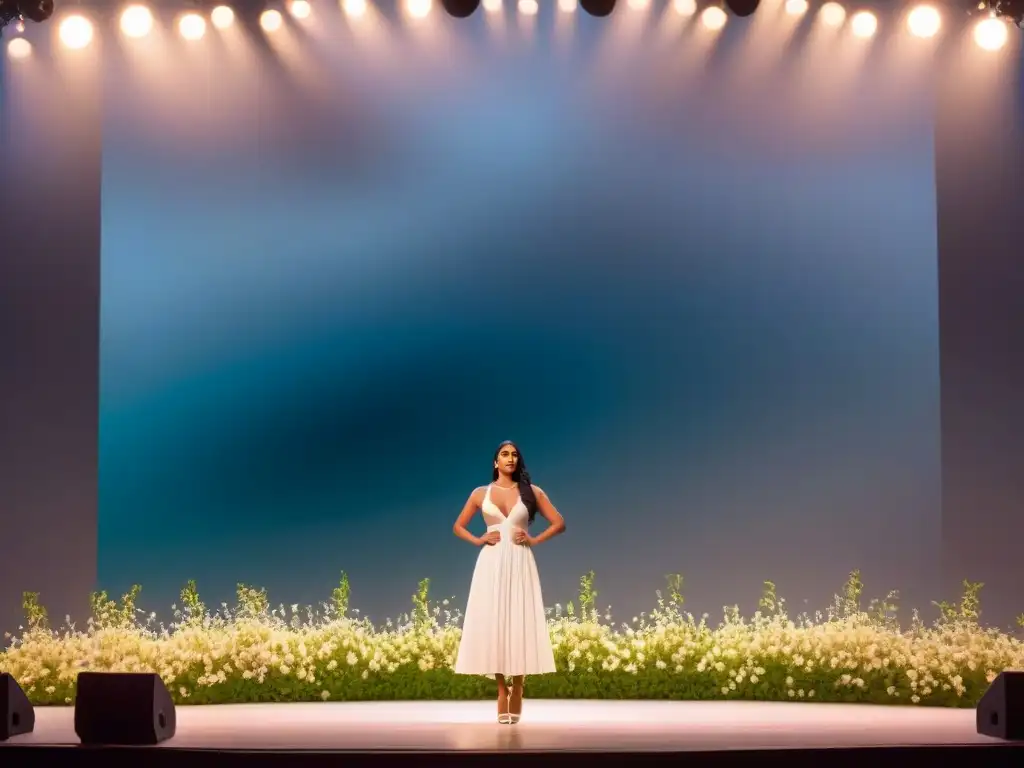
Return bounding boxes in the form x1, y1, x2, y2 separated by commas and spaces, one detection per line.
492, 440, 538, 524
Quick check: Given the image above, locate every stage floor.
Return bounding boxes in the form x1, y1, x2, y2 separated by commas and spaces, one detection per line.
3, 699, 1010, 752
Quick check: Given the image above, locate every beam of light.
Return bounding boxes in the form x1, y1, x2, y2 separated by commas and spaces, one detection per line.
627, 0, 650, 9
343, 0, 368, 16
483, 0, 502, 11
288, 0, 313, 19
406, 0, 432, 17
784, 0, 808, 16
260, 9, 284, 31
850, 9, 876, 38
59, 14, 94, 49
120, 5, 154, 39
974, 17, 1008, 51
558, 0, 577, 10
819, 1, 846, 27
673, 0, 696, 15
6, 37, 32, 59
179, 12, 207, 40
906, 5, 940, 39
211, 6, 235, 29
519, 0, 539, 14
701, 5, 727, 30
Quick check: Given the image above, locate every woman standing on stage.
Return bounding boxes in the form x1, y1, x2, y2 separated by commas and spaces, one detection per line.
452, 440, 566, 724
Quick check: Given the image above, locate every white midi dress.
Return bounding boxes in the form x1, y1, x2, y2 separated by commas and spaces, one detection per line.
454, 485, 557, 677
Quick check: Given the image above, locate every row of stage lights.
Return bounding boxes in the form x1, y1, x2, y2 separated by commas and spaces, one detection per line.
2, 0, 1020, 58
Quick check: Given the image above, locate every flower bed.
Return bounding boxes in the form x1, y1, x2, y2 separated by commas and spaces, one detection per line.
2, 571, 1021, 707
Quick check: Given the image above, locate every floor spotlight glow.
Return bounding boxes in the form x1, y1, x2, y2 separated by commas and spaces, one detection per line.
974, 16, 1008, 51
343, 0, 368, 16
119, 5, 154, 39
850, 9, 876, 38
784, 0, 808, 15
819, 1, 845, 27
6, 37, 32, 59
288, 0, 313, 18
907, 5, 940, 38
673, 0, 696, 15
179, 12, 207, 40
260, 9, 284, 31
59, 14, 94, 49
482, 0, 501, 10
211, 6, 235, 29
701, 5, 727, 30
406, 0, 432, 17
519, 0, 539, 13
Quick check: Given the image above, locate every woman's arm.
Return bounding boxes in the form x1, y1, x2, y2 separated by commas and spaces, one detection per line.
527, 485, 566, 546
453, 487, 486, 546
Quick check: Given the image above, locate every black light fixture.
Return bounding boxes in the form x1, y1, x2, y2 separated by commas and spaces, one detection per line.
0, 0, 53, 31
973, 0, 1024, 27
441, 0, 481, 17
580, 0, 616, 16
725, 0, 760, 17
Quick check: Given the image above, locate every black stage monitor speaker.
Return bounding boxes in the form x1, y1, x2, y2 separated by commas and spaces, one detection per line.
977, 670, 1024, 740
0, 672, 36, 741
74, 671, 176, 745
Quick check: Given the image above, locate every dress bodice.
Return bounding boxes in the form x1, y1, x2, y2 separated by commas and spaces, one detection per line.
481, 484, 528, 531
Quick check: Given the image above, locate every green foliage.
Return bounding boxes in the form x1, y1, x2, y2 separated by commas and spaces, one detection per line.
2, 571, 1022, 709
411, 578, 432, 631
22, 592, 49, 632
179, 580, 206, 627
933, 579, 984, 626
578, 570, 597, 622
332, 572, 351, 617
236, 584, 269, 619
758, 581, 779, 616
88, 585, 142, 630
840, 569, 864, 617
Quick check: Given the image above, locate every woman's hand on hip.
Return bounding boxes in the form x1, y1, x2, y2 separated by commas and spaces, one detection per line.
513, 529, 533, 546
480, 531, 501, 546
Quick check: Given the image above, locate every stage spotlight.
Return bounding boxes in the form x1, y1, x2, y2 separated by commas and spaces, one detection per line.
701, 4, 727, 28
627, 0, 650, 9
441, 0, 480, 17
288, 0, 312, 18
482, 0, 501, 11
260, 8, 283, 31
119, 5, 154, 38
907, 4, 940, 37
974, 16, 1008, 49
850, 9, 876, 37
211, 5, 234, 28
784, 0, 808, 16
406, 0, 432, 16
673, 0, 696, 15
179, 12, 206, 40
519, 0, 539, 13
725, 0, 759, 16
343, 0, 368, 16
59, 13, 93, 48
558, 0, 577, 10
6, 35, 31, 57
580, 0, 616, 17
819, 1, 845, 26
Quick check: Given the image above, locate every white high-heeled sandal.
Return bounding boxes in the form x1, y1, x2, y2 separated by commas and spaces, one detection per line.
498, 692, 512, 724
508, 687, 523, 724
